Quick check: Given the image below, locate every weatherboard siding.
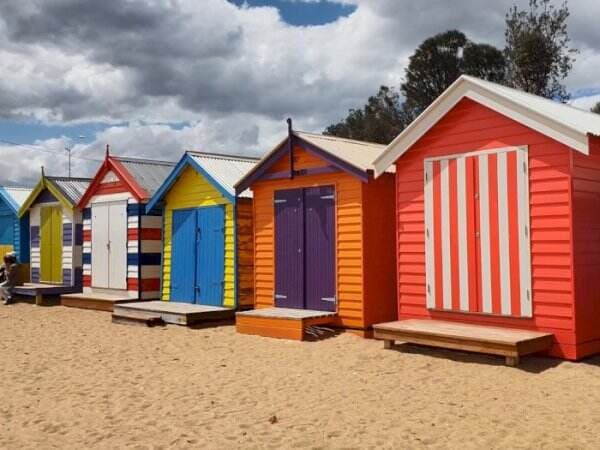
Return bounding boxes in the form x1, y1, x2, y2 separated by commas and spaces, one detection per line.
236, 198, 254, 308
161, 166, 235, 307
252, 148, 366, 329
394, 98, 577, 358
572, 135, 600, 355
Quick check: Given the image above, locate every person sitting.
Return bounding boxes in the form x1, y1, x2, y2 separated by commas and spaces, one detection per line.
0, 252, 20, 305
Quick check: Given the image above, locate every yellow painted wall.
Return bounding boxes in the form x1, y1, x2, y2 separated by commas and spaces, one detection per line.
162, 165, 235, 307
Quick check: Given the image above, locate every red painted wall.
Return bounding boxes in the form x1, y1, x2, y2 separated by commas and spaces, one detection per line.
394, 98, 579, 359
572, 136, 600, 356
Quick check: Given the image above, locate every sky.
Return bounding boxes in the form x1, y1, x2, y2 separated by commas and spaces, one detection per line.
0, 0, 599, 185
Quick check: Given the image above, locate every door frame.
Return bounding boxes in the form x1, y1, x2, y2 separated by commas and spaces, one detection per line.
272, 184, 338, 312
423, 145, 532, 318
90, 200, 129, 290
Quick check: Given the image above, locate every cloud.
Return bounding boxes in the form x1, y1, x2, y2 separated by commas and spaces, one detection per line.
0, 0, 598, 184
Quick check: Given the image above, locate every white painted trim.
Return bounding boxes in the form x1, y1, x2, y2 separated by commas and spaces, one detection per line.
456, 157, 469, 312
424, 161, 435, 309
424, 146, 526, 163
517, 147, 533, 318
497, 152, 511, 315
478, 154, 492, 314
440, 160, 452, 310
373, 76, 591, 176
89, 192, 132, 204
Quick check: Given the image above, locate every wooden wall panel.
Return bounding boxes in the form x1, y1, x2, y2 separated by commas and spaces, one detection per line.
394, 98, 577, 358
252, 148, 366, 329
236, 198, 254, 308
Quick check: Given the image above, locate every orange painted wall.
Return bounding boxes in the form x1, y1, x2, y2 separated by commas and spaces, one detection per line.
394, 98, 579, 359
363, 173, 398, 327
251, 144, 396, 331
572, 136, 600, 356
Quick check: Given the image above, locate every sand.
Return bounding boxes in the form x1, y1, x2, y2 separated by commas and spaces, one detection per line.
1, 303, 600, 449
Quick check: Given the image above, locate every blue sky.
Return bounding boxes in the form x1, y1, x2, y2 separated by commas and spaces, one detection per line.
0, 0, 599, 185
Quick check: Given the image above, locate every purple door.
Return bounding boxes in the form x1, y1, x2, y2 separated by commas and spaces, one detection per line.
274, 189, 304, 309
304, 186, 336, 311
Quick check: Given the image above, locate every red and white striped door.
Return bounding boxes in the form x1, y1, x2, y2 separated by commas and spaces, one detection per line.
424, 147, 532, 318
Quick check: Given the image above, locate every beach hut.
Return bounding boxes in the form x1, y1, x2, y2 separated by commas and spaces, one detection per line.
371, 75, 600, 363
0, 186, 33, 281
114, 151, 259, 324
234, 121, 397, 340
16, 173, 91, 302
61, 151, 175, 311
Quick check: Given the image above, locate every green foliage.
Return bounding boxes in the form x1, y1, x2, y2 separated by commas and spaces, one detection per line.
323, 86, 409, 145
400, 30, 506, 117
504, 0, 577, 101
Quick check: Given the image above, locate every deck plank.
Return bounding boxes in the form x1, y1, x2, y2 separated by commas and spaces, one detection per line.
373, 319, 554, 366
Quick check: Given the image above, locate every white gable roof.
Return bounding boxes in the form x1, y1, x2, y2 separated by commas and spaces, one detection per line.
188, 152, 259, 198
373, 75, 600, 176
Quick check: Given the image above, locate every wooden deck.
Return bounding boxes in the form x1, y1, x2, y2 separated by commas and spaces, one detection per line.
61, 292, 141, 312
236, 308, 337, 341
373, 319, 554, 366
112, 301, 235, 326
13, 283, 81, 306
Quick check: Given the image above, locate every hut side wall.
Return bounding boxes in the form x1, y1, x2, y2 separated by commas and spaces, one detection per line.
162, 166, 236, 307
394, 98, 577, 359
362, 173, 397, 329
572, 136, 600, 357
236, 198, 254, 309
252, 147, 367, 330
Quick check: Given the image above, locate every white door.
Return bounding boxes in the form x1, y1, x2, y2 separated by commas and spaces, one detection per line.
108, 202, 127, 290
91, 204, 110, 288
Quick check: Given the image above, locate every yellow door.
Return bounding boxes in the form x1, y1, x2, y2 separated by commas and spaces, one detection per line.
40, 206, 63, 283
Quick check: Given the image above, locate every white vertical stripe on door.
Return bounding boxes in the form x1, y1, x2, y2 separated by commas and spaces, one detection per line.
424, 161, 435, 309
497, 152, 512, 315
456, 157, 469, 311
478, 154, 492, 314
440, 159, 452, 309
517, 148, 532, 317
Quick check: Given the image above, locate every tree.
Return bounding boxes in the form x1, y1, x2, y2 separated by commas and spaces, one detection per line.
400, 30, 506, 117
323, 86, 409, 145
592, 102, 600, 114
504, 0, 577, 101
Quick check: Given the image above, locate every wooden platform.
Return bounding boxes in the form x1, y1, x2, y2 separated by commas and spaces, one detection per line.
13, 283, 81, 306
236, 308, 337, 341
61, 292, 142, 312
373, 319, 554, 367
112, 301, 235, 326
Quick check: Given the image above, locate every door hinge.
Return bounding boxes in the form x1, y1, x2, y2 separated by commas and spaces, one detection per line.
425, 172, 428, 182
524, 226, 529, 238
427, 284, 431, 295
426, 228, 429, 239
274, 294, 287, 299
526, 289, 531, 302
320, 195, 335, 200
321, 296, 336, 303
274, 199, 287, 204
523, 161, 527, 173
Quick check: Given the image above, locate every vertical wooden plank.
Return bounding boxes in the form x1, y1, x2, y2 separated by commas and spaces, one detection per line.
197, 205, 226, 306
109, 201, 128, 290
91, 204, 109, 288
170, 209, 197, 303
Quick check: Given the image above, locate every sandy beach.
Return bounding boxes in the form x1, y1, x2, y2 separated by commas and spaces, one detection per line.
1, 303, 600, 449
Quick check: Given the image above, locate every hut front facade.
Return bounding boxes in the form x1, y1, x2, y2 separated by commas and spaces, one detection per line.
235, 126, 397, 340
18, 175, 91, 289
70, 152, 174, 308
373, 75, 600, 360
0, 186, 32, 280
146, 151, 258, 309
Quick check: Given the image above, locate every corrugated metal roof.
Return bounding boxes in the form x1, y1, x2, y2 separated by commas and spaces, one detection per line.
188, 151, 260, 198
2, 187, 33, 209
464, 76, 600, 136
114, 156, 176, 197
47, 177, 92, 206
294, 131, 393, 173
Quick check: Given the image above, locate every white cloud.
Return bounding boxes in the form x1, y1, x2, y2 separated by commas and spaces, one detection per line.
0, 0, 598, 184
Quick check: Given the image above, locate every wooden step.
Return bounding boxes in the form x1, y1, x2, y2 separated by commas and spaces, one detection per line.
112, 309, 164, 327
373, 319, 554, 366
236, 308, 337, 341
61, 293, 142, 312
113, 301, 235, 326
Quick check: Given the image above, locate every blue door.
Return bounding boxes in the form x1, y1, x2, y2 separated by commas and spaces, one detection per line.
196, 206, 225, 306
170, 209, 197, 303
170, 206, 225, 305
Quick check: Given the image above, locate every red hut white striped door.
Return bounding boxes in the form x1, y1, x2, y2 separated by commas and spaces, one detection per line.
424, 147, 532, 317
